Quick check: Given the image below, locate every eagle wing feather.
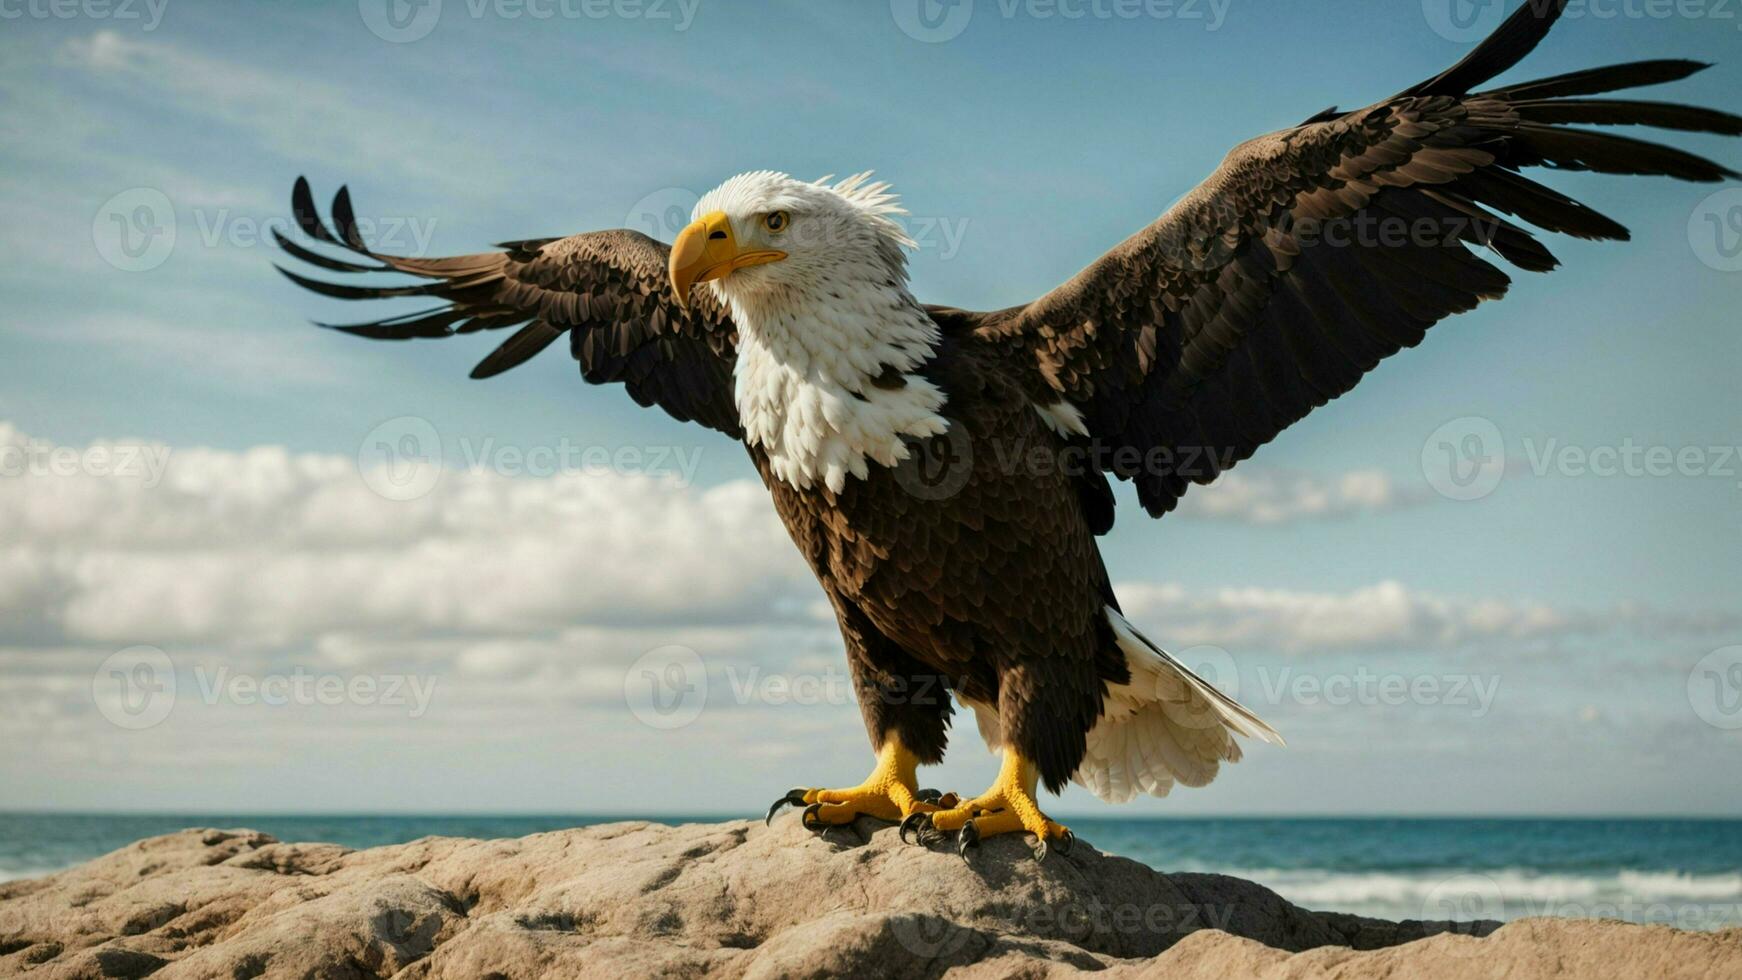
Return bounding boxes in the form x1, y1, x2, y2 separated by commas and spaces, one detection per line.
978, 0, 1739, 520
276, 178, 742, 438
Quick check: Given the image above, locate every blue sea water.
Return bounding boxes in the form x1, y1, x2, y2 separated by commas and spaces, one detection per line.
3, 814, 1739, 930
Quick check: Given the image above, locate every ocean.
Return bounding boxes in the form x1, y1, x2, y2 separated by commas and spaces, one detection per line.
3, 814, 1738, 930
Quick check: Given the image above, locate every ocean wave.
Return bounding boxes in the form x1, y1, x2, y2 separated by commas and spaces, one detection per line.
1230, 868, 1742, 912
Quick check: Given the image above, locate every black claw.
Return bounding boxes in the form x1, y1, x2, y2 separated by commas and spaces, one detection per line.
915, 788, 943, 804
765, 788, 808, 826
800, 801, 826, 832
957, 820, 981, 863
899, 812, 932, 845
1057, 830, 1075, 855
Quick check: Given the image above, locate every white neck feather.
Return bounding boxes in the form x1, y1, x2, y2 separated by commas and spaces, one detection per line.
727, 278, 949, 493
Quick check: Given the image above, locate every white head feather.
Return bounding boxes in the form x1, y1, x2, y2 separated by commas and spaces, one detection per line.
690, 171, 949, 493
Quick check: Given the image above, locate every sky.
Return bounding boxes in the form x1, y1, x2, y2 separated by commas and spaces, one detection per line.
1, 0, 1739, 818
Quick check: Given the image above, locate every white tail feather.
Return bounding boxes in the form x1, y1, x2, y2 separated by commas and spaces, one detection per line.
956, 609, 1282, 805
1077, 608, 1282, 804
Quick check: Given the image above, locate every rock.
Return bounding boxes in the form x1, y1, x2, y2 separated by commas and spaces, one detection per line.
0, 819, 1735, 978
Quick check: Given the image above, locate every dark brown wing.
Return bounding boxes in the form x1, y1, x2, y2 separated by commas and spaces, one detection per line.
276, 178, 742, 437
979, 0, 1739, 518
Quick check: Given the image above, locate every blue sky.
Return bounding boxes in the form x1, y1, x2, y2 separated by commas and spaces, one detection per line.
1, 0, 1739, 817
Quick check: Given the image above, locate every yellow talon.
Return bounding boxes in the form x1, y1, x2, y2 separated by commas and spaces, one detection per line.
765, 738, 954, 830
912, 749, 1070, 859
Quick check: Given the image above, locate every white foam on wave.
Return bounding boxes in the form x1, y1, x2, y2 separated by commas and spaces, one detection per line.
1225, 867, 1742, 925
1616, 871, 1742, 900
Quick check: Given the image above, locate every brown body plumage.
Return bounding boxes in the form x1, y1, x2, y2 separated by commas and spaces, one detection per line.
752, 331, 1125, 792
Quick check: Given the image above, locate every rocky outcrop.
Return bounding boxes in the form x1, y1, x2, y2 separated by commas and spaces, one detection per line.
1, 819, 1737, 978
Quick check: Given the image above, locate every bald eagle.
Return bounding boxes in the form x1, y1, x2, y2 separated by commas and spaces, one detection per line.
279, 1, 1737, 859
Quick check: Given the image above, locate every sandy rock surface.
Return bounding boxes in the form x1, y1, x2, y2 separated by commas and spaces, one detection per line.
2, 819, 1738, 978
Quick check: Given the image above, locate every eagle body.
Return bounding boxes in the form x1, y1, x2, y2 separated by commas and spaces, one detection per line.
279, 0, 1738, 851
749, 327, 1126, 794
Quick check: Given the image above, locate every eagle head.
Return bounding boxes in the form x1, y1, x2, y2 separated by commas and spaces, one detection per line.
667, 171, 915, 315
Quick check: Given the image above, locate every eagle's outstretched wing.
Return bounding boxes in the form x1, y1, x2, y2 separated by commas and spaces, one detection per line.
979, 0, 1740, 518
277, 178, 742, 437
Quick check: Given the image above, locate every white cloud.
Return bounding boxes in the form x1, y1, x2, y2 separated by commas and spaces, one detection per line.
9, 422, 1734, 660
1177, 467, 1426, 525
1116, 579, 1739, 656
1, 423, 808, 647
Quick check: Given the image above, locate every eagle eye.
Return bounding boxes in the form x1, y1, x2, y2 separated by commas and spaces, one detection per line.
763, 210, 790, 233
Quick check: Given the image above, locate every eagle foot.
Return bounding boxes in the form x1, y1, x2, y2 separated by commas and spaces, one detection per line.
763, 739, 957, 833
898, 811, 948, 848
917, 749, 1073, 861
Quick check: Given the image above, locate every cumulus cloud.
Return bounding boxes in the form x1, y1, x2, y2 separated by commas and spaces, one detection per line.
8, 423, 1734, 662
1176, 468, 1427, 525
1, 423, 808, 647
1116, 580, 1740, 656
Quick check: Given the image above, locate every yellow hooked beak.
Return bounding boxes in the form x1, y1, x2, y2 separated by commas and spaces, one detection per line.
667, 211, 786, 308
